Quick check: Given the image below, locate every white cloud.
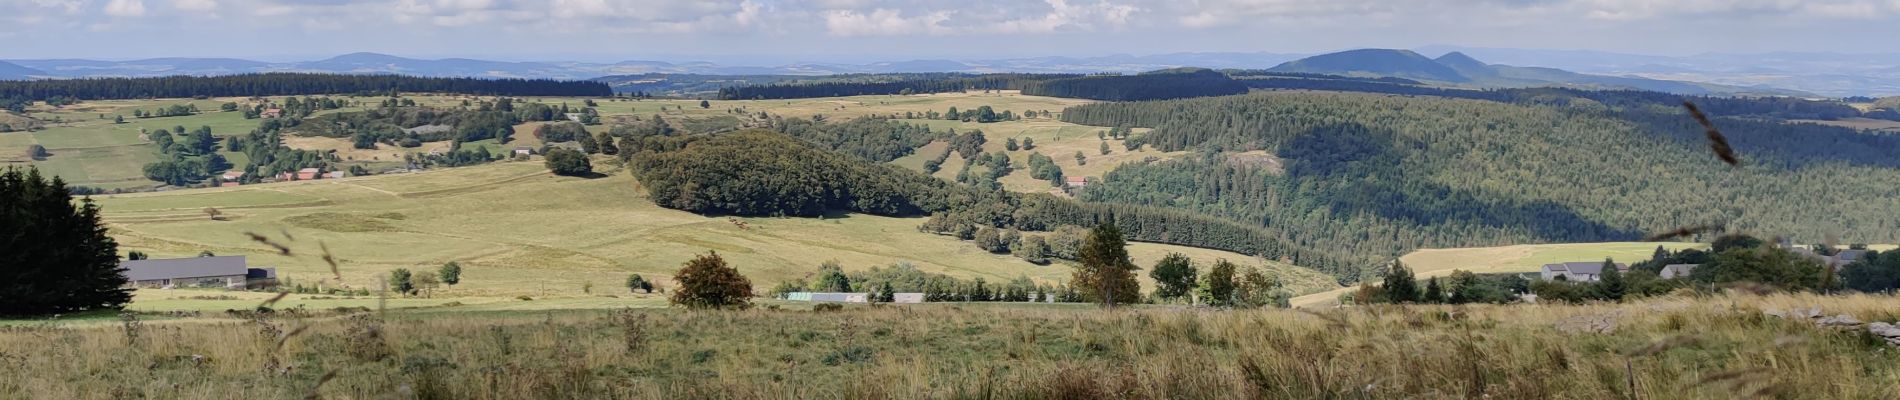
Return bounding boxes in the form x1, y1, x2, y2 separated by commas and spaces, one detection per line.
823, 8, 953, 36
103, 0, 146, 17
173, 0, 217, 11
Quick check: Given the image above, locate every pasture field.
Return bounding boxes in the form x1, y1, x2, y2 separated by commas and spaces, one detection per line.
1, 97, 340, 189
89, 159, 1335, 313
5, 90, 1159, 195
2, 292, 1897, 399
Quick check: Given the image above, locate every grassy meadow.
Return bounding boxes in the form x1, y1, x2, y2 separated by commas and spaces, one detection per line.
3, 292, 1897, 399
87, 158, 1334, 314
3, 90, 1164, 195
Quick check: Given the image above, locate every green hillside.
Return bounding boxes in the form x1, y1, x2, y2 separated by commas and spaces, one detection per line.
1063, 90, 1900, 279
92, 159, 1339, 311
1269, 49, 1468, 82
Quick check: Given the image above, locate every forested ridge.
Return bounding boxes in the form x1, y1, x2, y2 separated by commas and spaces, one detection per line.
1060, 91, 1900, 272
1018, 69, 1249, 101
0, 73, 610, 101
716, 73, 1074, 100
623, 130, 1371, 279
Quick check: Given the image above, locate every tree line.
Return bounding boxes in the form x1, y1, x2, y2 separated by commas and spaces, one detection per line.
1020, 69, 1249, 101
1058, 90, 1900, 281
716, 73, 1074, 100
0, 73, 610, 102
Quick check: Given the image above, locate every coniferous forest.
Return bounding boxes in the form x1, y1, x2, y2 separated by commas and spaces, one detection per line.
0, 73, 611, 101
715, 74, 1072, 100
1060, 90, 1900, 279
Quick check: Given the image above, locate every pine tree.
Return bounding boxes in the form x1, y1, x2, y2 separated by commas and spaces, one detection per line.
1382, 260, 1419, 303
1422, 277, 1443, 304
0, 167, 130, 316
1596, 258, 1626, 301
1074, 223, 1140, 307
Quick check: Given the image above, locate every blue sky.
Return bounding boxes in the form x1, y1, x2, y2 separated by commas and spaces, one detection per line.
4, 0, 1899, 62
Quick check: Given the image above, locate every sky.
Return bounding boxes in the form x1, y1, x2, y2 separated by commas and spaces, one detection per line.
3, 0, 1900, 63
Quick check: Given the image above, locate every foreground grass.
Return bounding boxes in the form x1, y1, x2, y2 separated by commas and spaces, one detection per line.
3, 293, 1896, 399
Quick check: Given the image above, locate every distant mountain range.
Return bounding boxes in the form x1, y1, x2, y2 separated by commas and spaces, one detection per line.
0, 52, 1305, 81
1267, 49, 1810, 97
1411, 46, 1900, 98
4, 49, 1896, 97
0, 61, 42, 80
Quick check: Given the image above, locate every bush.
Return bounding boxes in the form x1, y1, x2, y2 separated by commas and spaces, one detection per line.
670, 251, 754, 309
544, 148, 592, 176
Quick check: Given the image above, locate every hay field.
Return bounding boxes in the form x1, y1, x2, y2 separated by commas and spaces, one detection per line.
89, 159, 1334, 313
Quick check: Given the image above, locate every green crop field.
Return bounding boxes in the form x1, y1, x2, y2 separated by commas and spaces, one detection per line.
91, 159, 1335, 313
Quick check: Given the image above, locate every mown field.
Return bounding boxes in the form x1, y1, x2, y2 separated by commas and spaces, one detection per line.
3, 292, 1896, 399
88, 158, 1336, 314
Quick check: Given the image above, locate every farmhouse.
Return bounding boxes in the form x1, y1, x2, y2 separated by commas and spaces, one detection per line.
513, 147, 534, 157
1539, 262, 1630, 282
1659, 264, 1699, 279
297, 168, 320, 180
260, 108, 283, 118
122, 256, 273, 289
220, 171, 245, 181
1834, 250, 1868, 269
1065, 176, 1089, 188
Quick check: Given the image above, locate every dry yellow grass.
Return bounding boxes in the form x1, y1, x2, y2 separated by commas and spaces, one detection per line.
86, 159, 1330, 312
3, 292, 1896, 399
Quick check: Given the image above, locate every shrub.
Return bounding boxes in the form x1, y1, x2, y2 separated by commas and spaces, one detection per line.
670, 251, 754, 309
544, 148, 593, 176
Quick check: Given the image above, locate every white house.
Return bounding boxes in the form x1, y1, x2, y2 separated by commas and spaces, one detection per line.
1659, 264, 1699, 279
1540, 262, 1630, 282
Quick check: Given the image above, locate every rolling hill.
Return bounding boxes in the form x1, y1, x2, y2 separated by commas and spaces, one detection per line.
1270, 49, 1808, 96
1268, 49, 1469, 82
90, 160, 1342, 303
0, 61, 41, 80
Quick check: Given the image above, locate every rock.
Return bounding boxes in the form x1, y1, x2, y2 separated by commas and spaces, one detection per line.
1871, 323, 1900, 347
1816, 314, 1863, 328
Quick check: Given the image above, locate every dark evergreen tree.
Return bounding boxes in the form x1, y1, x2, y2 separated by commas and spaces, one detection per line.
0, 168, 130, 316
1382, 261, 1419, 303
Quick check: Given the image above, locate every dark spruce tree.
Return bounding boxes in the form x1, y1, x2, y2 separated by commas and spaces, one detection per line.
1381, 261, 1419, 303
0, 167, 131, 316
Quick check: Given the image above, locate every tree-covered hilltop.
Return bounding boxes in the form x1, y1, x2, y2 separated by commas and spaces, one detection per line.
622, 129, 1370, 280
0, 73, 611, 101
1060, 90, 1900, 267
